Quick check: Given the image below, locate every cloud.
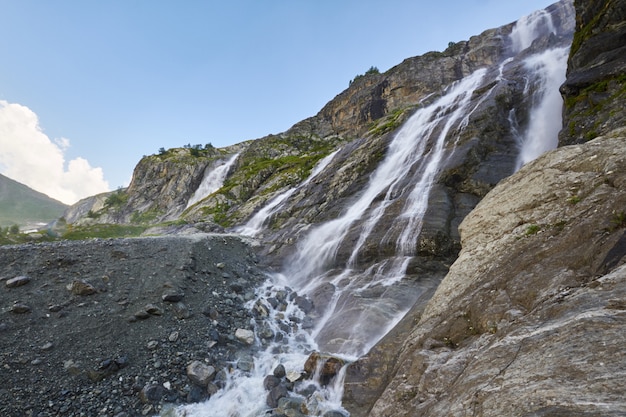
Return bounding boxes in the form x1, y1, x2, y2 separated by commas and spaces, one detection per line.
0, 100, 110, 205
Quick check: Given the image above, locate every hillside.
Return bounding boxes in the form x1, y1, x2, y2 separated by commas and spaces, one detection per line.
0, 173, 67, 228
1, 0, 626, 416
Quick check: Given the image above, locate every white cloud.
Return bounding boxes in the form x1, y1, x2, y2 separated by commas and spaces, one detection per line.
0, 100, 110, 205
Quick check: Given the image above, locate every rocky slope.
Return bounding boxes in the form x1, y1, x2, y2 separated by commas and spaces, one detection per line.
343, 0, 626, 415
0, 234, 267, 416
4, 0, 625, 416
65, 0, 575, 268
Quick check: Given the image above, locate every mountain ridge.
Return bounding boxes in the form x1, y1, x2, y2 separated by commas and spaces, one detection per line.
0, 173, 67, 228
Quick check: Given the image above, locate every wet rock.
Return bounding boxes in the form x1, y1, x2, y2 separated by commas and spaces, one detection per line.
266, 384, 289, 408
5, 275, 31, 288
286, 370, 303, 383
264, 375, 281, 391
276, 397, 307, 417
234, 328, 255, 345
273, 364, 286, 378
186, 360, 216, 387
294, 296, 313, 313
186, 385, 206, 403
237, 353, 254, 372
303, 352, 345, 385
69, 280, 97, 296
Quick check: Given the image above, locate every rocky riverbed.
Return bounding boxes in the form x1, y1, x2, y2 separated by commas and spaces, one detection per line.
0, 234, 268, 417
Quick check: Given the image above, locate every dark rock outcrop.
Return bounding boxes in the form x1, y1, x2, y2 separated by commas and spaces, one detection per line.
559, 0, 626, 144
344, 0, 626, 415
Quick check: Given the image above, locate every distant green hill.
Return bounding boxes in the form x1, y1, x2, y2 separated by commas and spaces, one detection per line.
0, 173, 68, 228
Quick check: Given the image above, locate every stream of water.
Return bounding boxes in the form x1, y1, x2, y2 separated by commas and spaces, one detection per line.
172, 3, 571, 416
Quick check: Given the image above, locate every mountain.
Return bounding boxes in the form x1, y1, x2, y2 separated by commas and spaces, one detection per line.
3, 0, 626, 416
0, 173, 67, 228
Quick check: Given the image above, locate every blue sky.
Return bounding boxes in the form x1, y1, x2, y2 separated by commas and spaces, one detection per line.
0, 0, 557, 204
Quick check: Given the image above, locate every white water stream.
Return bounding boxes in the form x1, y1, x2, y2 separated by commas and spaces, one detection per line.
236, 149, 340, 237
173, 4, 572, 416
186, 153, 240, 209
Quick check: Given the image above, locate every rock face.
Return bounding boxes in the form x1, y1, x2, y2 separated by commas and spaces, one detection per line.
345, 131, 626, 416
343, 0, 626, 415
559, 0, 626, 144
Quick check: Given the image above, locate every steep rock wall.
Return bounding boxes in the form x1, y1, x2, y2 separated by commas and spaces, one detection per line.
559, 0, 626, 144
344, 0, 626, 415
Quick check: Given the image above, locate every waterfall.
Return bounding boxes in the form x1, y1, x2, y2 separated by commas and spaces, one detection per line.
508, 1, 570, 170
510, 8, 556, 54
172, 3, 573, 417
236, 149, 340, 237
514, 46, 569, 170
283, 68, 488, 358
185, 153, 240, 208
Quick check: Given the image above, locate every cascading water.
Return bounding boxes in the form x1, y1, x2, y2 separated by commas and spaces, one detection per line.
172, 3, 574, 416
508, 1, 571, 170
513, 47, 569, 170
236, 149, 340, 237
186, 153, 240, 208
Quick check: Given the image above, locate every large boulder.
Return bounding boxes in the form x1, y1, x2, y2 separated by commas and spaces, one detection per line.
344, 132, 626, 416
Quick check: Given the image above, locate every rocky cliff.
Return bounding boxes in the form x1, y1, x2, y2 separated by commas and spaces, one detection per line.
8, 0, 626, 416
343, 0, 626, 415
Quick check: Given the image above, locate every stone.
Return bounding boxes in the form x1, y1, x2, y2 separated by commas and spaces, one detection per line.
6, 276, 31, 288
234, 328, 255, 345
186, 360, 216, 387
170, 302, 191, 319
11, 303, 31, 314
294, 295, 313, 313
162, 290, 184, 303
266, 384, 288, 408
133, 310, 151, 320
144, 304, 163, 315
236, 354, 254, 372
146, 340, 158, 350
40, 342, 54, 351
285, 370, 302, 383
168, 331, 179, 342
69, 280, 97, 296
263, 375, 281, 391
139, 384, 166, 404
273, 364, 286, 378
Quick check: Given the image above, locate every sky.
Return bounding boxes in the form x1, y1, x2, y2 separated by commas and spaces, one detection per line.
0, 0, 557, 205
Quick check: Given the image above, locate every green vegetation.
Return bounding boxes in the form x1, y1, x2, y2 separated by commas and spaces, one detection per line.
368, 107, 410, 136
130, 208, 161, 224
525, 224, 541, 235
62, 224, 148, 240
565, 74, 626, 141
0, 173, 67, 227
104, 189, 129, 209
350, 66, 380, 86
610, 210, 626, 230
568, 195, 581, 205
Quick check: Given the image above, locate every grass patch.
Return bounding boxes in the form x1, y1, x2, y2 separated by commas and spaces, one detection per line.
525, 224, 541, 236
62, 224, 148, 240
